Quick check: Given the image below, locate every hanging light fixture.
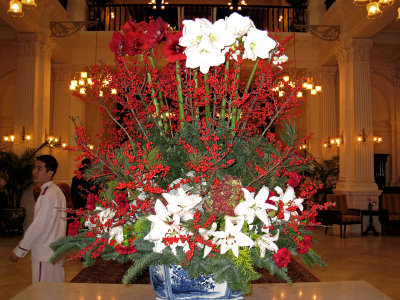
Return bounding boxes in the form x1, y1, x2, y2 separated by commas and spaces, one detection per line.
21, 0, 37, 8
366, 1, 383, 19
377, 0, 394, 7
397, 7, 400, 21
353, 0, 369, 5
7, 0, 24, 17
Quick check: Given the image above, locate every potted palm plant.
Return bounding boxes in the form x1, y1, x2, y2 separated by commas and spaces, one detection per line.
0, 143, 47, 234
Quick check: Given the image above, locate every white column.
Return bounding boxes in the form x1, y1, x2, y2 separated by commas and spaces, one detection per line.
307, 0, 326, 25
15, 33, 53, 150
391, 71, 400, 185
67, 0, 88, 22
319, 66, 338, 160
335, 39, 381, 209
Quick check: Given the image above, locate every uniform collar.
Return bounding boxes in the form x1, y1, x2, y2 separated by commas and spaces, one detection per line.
40, 181, 53, 191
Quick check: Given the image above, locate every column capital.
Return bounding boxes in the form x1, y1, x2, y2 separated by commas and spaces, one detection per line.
16, 33, 40, 57
53, 64, 72, 81
336, 39, 373, 64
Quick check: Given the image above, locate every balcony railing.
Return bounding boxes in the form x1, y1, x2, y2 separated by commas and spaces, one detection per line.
87, 4, 307, 33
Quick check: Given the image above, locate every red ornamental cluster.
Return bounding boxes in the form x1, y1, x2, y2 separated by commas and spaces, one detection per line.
67, 219, 80, 236
115, 244, 138, 254
296, 235, 312, 254
86, 194, 100, 211
273, 247, 291, 268
115, 192, 129, 210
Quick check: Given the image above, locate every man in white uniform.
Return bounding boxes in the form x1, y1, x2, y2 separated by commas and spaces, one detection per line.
8, 155, 67, 283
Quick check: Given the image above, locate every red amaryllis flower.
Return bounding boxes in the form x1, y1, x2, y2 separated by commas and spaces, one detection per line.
287, 172, 301, 188
109, 31, 124, 55
296, 235, 312, 254
162, 31, 186, 63
116, 244, 138, 254
115, 192, 129, 210
67, 219, 80, 236
145, 17, 168, 48
124, 31, 149, 55
87, 193, 100, 210
121, 20, 146, 34
273, 248, 291, 268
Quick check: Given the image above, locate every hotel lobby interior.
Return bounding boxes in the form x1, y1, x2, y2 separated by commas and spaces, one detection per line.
1, 0, 400, 299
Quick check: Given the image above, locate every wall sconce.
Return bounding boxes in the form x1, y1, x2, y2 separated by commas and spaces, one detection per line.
3, 126, 32, 143
373, 135, 383, 143
324, 133, 343, 148
356, 128, 367, 142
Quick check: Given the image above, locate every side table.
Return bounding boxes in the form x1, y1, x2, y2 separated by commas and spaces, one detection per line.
361, 209, 380, 236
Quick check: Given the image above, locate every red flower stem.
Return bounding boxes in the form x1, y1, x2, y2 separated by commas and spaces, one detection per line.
220, 60, 229, 121
193, 70, 199, 120
204, 73, 211, 125
236, 59, 259, 123
175, 62, 185, 130
146, 55, 167, 129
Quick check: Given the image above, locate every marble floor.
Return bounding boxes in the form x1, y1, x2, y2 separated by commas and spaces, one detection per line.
1, 226, 399, 300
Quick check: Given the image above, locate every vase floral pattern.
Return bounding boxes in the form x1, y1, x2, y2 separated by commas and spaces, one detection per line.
150, 264, 243, 300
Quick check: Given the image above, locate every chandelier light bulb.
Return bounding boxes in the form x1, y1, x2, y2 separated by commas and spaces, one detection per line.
21, 0, 37, 8
78, 79, 85, 86
278, 90, 285, 97
80, 72, 88, 79
397, 7, 400, 21
353, 0, 369, 5
296, 91, 303, 98
69, 84, 76, 91
306, 83, 313, 90
311, 89, 317, 95
25, 134, 32, 140
7, 0, 24, 17
61, 143, 67, 148
315, 85, 322, 92
283, 75, 290, 82
79, 88, 86, 94
377, 0, 394, 7
111, 88, 117, 94
366, 2, 383, 19
302, 82, 308, 89
87, 78, 94, 85
357, 136, 363, 142
71, 80, 78, 87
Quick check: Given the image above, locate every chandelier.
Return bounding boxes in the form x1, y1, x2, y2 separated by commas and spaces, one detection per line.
228, 1, 247, 11
148, 0, 169, 10
353, 0, 399, 20
7, 0, 37, 17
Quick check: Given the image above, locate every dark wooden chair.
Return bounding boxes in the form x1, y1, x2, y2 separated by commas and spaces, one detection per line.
323, 194, 363, 237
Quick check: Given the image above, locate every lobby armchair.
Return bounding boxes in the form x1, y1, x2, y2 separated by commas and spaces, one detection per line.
323, 194, 363, 237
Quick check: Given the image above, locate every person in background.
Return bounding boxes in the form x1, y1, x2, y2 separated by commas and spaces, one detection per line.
8, 155, 67, 283
71, 158, 98, 210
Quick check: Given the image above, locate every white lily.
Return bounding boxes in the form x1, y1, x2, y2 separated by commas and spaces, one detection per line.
211, 216, 254, 257
243, 28, 277, 61
198, 222, 218, 258
163, 188, 202, 221
256, 229, 279, 257
225, 12, 255, 38
98, 208, 115, 225
269, 186, 304, 222
184, 40, 226, 74
234, 186, 276, 226
109, 226, 124, 244
144, 200, 191, 255
272, 54, 289, 65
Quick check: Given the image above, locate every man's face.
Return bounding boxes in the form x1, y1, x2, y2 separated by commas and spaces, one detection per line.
32, 160, 53, 186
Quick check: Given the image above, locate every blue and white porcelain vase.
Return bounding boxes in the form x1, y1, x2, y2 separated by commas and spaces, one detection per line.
149, 264, 243, 300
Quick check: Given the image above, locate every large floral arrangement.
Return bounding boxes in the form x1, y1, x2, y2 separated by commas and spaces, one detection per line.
51, 13, 327, 295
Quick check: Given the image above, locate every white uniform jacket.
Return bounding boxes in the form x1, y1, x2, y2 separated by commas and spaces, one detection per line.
14, 181, 67, 262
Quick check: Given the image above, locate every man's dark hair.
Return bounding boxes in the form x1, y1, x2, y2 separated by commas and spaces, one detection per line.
36, 155, 58, 175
